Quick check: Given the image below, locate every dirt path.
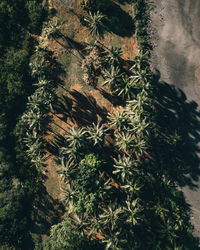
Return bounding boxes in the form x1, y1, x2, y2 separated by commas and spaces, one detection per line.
150, 0, 200, 237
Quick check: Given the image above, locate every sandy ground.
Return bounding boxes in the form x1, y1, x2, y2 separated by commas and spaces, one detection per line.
150, 0, 200, 237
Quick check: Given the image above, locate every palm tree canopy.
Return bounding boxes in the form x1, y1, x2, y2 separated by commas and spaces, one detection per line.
43, 19, 60, 39
65, 126, 87, 150
106, 46, 122, 66
84, 11, 106, 38
103, 65, 122, 90
86, 122, 106, 146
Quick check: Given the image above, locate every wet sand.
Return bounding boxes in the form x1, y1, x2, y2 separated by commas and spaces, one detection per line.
150, 0, 200, 237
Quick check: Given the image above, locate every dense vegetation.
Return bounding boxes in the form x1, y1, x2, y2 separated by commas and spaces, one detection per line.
0, 0, 46, 248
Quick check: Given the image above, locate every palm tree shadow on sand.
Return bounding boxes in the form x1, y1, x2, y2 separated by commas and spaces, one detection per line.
153, 69, 200, 189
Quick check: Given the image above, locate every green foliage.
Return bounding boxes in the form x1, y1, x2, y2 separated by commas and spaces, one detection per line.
86, 122, 106, 147
74, 153, 102, 194
43, 18, 60, 40
131, 0, 151, 53
36, 218, 85, 250
51, 0, 199, 248
84, 11, 107, 38
80, 153, 102, 169
0, 158, 30, 247
106, 46, 122, 66
0, 0, 45, 49
0, 0, 46, 248
73, 192, 98, 214
25, 0, 46, 34
103, 65, 122, 90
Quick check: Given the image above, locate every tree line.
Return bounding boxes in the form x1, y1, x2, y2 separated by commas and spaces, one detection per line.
0, 0, 46, 248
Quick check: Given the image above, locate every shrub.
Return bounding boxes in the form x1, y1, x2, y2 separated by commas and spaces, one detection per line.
35, 218, 85, 250
74, 153, 102, 193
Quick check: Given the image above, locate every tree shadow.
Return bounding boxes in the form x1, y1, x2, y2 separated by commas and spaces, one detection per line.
103, 1, 135, 37
51, 95, 73, 122
60, 34, 86, 59
152, 69, 200, 188
46, 132, 66, 156
69, 90, 108, 125
98, 87, 125, 107
46, 90, 109, 154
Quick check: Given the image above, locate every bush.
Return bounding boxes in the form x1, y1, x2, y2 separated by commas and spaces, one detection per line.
80, 153, 102, 169
74, 154, 102, 193
26, 0, 46, 34
35, 218, 85, 250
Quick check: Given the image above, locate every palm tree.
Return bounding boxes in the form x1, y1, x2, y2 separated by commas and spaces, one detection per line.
27, 93, 41, 110
113, 155, 138, 183
115, 74, 134, 100
33, 77, 54, 91
103, 231, 127, 250
26, 137, 43, 159
126, 93, 151, 119
131, 136, 147, 157
125, 102, 151, 138
99, 203, 124, 230
131, 116, 150, 140
22, 107, 45, 132
24, 97, 69, 139
24, 128, 38, 145
102, 66, 122, 91
86, 122, 106, 147
84, 11, 106, 38
65, 126, 87, 150
108, 108, 128, 132
129, 67, 151, 90
130, 52, 149, 72
57, 157, 77, 182
31, 153, 47, 169
121, 179, 143, 195
125, 199, 142, 226
43, 19, 60, 40
29, 53, 46, 77
28, 91, 69, 134
59, 145, 82, 165
115, 132, 133, 152
106, 46, 122, 66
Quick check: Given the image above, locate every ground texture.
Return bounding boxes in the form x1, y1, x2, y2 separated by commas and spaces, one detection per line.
150, 0, 200, 237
